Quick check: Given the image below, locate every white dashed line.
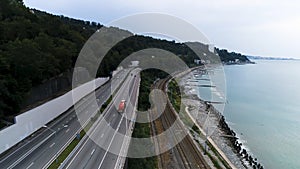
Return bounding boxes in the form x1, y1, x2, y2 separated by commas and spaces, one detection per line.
49, 143, 55, 148
91, 149, 95, 155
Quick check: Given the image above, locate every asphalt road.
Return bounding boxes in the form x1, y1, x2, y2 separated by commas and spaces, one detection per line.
0, 69, 130, 169
62, 69, 140, 169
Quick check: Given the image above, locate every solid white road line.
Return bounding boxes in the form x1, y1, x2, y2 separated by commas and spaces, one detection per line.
0, 105, 80, 164
114, 77, 140, 169
25, 162, 34, 169
64, 108, 112, 169
65, 69, 133, 169
42, 107, 100, 169
98, 74, 137, 169
98, 112, 125, 169
6, 80, 108, 169
7, 133, 55, 169
98, 73, 134, 169
64, 134, 91, 169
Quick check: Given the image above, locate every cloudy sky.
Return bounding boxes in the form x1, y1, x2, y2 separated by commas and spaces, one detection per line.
23, 0, 300, 58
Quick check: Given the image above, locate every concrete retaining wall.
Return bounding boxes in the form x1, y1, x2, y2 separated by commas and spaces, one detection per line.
0, 78, 109, 154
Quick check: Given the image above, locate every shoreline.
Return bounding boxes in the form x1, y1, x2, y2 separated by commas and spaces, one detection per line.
179, 69, 264, 169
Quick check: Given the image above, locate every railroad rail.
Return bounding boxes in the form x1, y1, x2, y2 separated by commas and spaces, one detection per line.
151, 78, 211, 169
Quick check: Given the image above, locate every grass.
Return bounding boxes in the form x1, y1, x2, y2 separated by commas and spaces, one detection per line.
127, 122, 158, 169
169, 86, 230, 169
48, 95, 112, 169
168, 79, 181, 113
206, 141, 231, 169
206, 149, 222, 169
48, 129, 86, 169
100, 95, 112, 112
191, 124, 231, 169
127, 70, 160, 169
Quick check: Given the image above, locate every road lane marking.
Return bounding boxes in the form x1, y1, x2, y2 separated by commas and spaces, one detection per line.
66, 129, 70, 133
98, 109, 126, 169
49, 143, 55, 148
43, 111, 97, 169
0, 108, 79, 164
91, 149, 95, 155
39, 82, 111, 169
64, 70, 134, 169
64, 109, 113, 169
111, 72, 140, 169
101, 133, 104, 138
6, 133, 55, 169
25, 162, 34, 169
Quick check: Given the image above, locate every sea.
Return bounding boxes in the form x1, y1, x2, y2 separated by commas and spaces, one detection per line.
197, 60, 300, 169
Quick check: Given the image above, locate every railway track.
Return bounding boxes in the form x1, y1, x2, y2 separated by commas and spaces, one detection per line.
151, 78, 211, 169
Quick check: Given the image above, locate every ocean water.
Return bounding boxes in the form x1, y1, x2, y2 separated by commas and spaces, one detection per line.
197, 60, 300, 169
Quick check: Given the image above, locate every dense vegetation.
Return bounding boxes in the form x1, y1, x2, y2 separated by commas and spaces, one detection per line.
0, 0, 251, 123
168, 79, 181, 113
127, 69, 166, 169
0, 0, 101, 121
137, 69, 168, 111
216, 48, 252, 63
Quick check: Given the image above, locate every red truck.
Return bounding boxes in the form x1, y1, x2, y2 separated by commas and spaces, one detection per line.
118, 100, 126, 113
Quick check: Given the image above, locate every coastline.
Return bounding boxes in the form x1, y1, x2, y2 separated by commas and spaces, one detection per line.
178, 68, 264, 169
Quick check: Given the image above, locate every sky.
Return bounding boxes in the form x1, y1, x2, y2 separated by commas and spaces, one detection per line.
23, 0, 300, 58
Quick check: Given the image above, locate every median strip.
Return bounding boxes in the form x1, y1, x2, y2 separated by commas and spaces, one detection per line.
48, 96, 112, 169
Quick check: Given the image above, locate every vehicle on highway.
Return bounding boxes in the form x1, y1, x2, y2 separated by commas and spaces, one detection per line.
118, 100, 126, 113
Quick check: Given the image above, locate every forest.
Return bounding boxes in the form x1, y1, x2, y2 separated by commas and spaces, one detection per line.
0, 0, 251, 124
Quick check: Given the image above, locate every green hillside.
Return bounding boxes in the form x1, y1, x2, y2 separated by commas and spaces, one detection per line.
0, 0, 251, 124
0, 0, 102, 121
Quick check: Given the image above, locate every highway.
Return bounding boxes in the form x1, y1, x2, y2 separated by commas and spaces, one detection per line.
61, 69, 140, 169
0, 69, 130, 169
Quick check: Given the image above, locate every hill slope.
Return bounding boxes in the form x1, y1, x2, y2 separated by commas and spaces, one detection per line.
0, 0, 101, 120
0, 0, 251, 123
